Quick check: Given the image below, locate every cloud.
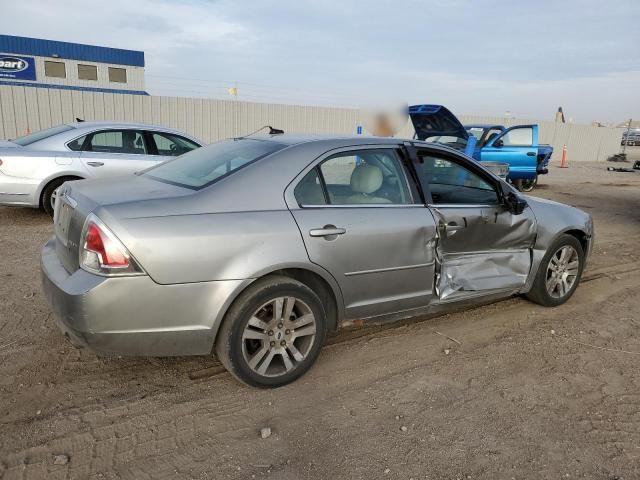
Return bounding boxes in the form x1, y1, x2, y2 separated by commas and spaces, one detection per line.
3, 0, 639, 122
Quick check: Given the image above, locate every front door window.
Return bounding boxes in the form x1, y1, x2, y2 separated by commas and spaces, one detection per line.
416, 155, 499, 205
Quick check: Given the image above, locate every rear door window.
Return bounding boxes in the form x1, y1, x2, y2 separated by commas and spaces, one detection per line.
85, 130, 147, 155
295, 149, 412, 206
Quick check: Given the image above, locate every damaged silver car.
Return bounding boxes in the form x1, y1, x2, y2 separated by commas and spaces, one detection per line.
41, 134, 593, 388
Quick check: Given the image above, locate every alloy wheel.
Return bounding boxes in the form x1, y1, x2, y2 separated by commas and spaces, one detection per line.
520, 177, 537, 192
545, 245, 579, 298
241, 296, 317, 378
50, 188, 58, 210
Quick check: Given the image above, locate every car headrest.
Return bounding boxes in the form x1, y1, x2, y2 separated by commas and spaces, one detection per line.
350, 164, 383, 194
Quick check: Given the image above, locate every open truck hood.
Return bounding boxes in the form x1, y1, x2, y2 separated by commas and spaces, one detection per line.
408, 104, 469, 142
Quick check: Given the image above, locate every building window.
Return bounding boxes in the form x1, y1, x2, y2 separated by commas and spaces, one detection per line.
77, 64, 98, 81
108, 67, 127, 83
44, 61, 66, 78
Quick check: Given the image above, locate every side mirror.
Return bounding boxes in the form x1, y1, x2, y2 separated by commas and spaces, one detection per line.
493, 139, 504, 147
501, 184, 527, 215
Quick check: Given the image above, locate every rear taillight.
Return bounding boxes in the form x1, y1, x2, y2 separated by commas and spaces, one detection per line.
80, 214, 143, 276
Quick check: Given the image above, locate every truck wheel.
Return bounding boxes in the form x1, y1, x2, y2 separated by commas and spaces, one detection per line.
215, 275, 328, 388
514, 176, 537, 192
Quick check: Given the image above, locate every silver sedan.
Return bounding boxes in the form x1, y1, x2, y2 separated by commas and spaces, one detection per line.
41, 134, 593, 388
0, 121, 202, 215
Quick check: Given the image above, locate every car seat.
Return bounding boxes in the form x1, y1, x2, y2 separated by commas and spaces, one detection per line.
345, 164, 391, 204
123, 131, 140, 153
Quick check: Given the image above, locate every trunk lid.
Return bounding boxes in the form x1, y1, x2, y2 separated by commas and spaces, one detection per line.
53, 175, 192, 273
408, 104, 469, 143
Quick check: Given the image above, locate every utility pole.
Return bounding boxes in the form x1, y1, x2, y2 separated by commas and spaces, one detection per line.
621, 118, 632, 155
228, 83, 239, 137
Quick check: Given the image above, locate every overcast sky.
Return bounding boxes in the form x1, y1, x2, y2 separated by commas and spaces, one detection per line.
5, 0, 640, 122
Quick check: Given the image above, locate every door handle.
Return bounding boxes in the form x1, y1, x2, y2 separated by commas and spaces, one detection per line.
309, 225, 346, 237
526, 152, 536, 156
445, 223, 465, 232
87, 161, 104, 167
441, 222, 465, 237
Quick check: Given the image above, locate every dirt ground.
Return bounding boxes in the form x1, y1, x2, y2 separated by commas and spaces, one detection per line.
1, 150, 640, 480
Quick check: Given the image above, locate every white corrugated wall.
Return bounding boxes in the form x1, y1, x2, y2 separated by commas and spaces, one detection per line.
0, 85, 622, 162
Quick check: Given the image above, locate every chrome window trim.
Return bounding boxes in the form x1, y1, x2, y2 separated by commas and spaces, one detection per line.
64, 128, 149, 156
428, 203, 502, 209
345, 261, 436, 277
296, 203, 426, 209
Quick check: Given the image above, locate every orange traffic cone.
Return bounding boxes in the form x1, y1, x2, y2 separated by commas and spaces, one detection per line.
559, 144, 568, 168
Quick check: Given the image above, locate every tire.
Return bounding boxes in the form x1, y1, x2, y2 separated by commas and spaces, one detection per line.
514, 176, 537, 192
40, 177, 78, 217
215, 275, 328, 388
526, 234, 585, 307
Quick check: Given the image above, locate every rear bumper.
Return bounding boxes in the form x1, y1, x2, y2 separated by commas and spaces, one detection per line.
0, 173, 40, 207
41, 238, 250, 356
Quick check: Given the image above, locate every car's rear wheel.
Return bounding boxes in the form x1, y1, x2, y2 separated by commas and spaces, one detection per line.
215, 275, 327, 388
526, 234, 584, 307
40, 177, 80, 217
514, 176, 537, 192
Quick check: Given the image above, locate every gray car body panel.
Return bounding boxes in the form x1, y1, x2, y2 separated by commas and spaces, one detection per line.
40, 134, 594, 357
0, 122, 202, 208
520, 194, 594, 292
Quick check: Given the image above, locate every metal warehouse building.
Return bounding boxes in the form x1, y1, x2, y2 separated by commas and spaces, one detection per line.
0, 35, 147, 95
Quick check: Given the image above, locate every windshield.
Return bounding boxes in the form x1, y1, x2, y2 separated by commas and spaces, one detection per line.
12, 124, 74, 146
143, 138, 286, 189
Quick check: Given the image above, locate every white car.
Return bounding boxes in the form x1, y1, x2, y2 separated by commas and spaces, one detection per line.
0, 121, 203, 215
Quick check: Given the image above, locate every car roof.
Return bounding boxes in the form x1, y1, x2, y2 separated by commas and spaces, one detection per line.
240, 133, 466, 158
64, 121, 193, 133
241, 133, 412, 146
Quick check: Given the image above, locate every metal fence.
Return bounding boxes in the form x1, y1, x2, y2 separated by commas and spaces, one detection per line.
0, 85, 623, 162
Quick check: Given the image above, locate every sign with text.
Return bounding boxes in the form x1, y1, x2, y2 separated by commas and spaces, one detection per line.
0, 55, 36, 80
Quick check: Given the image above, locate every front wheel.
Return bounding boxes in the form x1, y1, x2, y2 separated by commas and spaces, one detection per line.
514, 176, 537, 192
215, 276, 327, 388
526, 234, 584, 307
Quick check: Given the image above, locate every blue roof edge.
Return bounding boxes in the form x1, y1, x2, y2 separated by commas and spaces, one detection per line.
0, 35, 145, 67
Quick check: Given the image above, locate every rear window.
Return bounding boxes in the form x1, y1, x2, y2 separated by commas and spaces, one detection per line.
12, 125, 74, 146
143, 138, 286, 189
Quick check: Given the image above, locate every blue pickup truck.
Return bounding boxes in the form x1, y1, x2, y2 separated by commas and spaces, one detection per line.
408, 105, 552, 192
